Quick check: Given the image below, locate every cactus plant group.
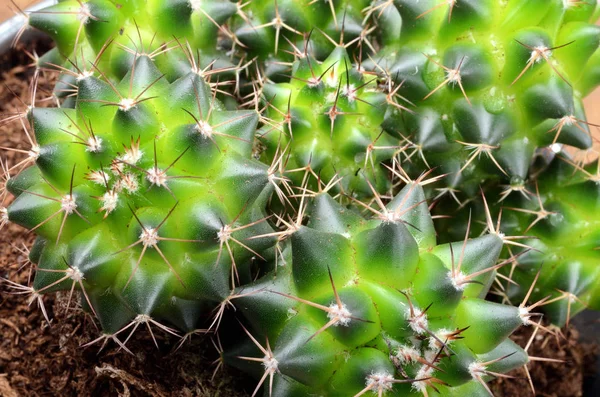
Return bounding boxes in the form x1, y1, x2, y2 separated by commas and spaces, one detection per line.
2, 0, 600, 396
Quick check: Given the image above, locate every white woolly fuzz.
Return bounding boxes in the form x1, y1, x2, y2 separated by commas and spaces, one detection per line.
395, 345, 420, 365
263, 355, 279, 372
446, 68, 462, 85
86, 136, 103, 153
328, 302, 352, 326
66, 266, 84, 282
468, 361, 487, 378
146, 167, 167, 187
134, 313, 151, 323
189, 0, 202, 11
29, 145, 40, 160
100, 191, 119, 215
519, 306, 532, 325
529, 46, 551, 64
448, 270, 468, 291
412, 365, 434, 393
195, 120, 214, 138
140, 227, 159, 247
88, 170, 110, 185
78, 3, 92, 23
119, 98, 136, 111
365, 372, 395, 392
217, 224, 232, 243
407, 308, 428, 335
60, 194, 77, 215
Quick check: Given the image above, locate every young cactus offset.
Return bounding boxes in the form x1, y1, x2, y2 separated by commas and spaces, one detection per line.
223, 181, 543, 396
2, 7, 281, 340
366, 0, 600, 200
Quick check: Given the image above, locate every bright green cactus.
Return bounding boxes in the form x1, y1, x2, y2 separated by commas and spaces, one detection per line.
257, 46, 404, 197
364, 0, 600, 201
1, 40, 283, 343
2, 0, 597, 395
221, 181, 541, 396
229, 0, 376, 81
22, 0, 240, 87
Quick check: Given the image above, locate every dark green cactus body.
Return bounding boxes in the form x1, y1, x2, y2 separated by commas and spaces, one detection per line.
366, 0, 600, 199
225, 183, 531, 396
435, 152, 600, 326
500, 154, 600, 326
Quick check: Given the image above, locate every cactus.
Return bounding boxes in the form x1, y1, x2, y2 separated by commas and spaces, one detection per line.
436, 151, 600, 327
1, 6, 283, 341
257, 46, 405, 198
18, 0, 240, 86
1, 0, 598, 395
364, 0, 600, 202
221, 181, 545, 396
229, 0, 377, 81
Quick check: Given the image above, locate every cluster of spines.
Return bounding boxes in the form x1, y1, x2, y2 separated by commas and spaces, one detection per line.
1, 0, 600, 396
212, 179, 561, 397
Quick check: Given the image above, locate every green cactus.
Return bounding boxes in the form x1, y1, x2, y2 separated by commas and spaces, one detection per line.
2, 1, 597, 395
229, 0, 377, 81
22, 0, 240, 87
436, 151, 600, 327
364, 0, 600, 201
257, 46, 405, 198
221, 181, 541, 396
1, 38, 283, 343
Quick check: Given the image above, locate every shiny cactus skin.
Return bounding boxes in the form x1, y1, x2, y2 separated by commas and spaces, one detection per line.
223, 182, 536, 396
365, 0, 600, 201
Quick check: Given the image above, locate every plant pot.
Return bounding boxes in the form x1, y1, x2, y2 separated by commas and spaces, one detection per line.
0, 0, 57, 53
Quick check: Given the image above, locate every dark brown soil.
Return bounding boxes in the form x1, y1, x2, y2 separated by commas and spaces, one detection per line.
0, 42, 597, 397
490, 326, 598, 397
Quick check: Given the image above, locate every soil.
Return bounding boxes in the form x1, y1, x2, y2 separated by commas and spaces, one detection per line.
0, 42, 598, 397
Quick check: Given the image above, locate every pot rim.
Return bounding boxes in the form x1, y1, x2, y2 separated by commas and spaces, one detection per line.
0, 0, 58, 55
